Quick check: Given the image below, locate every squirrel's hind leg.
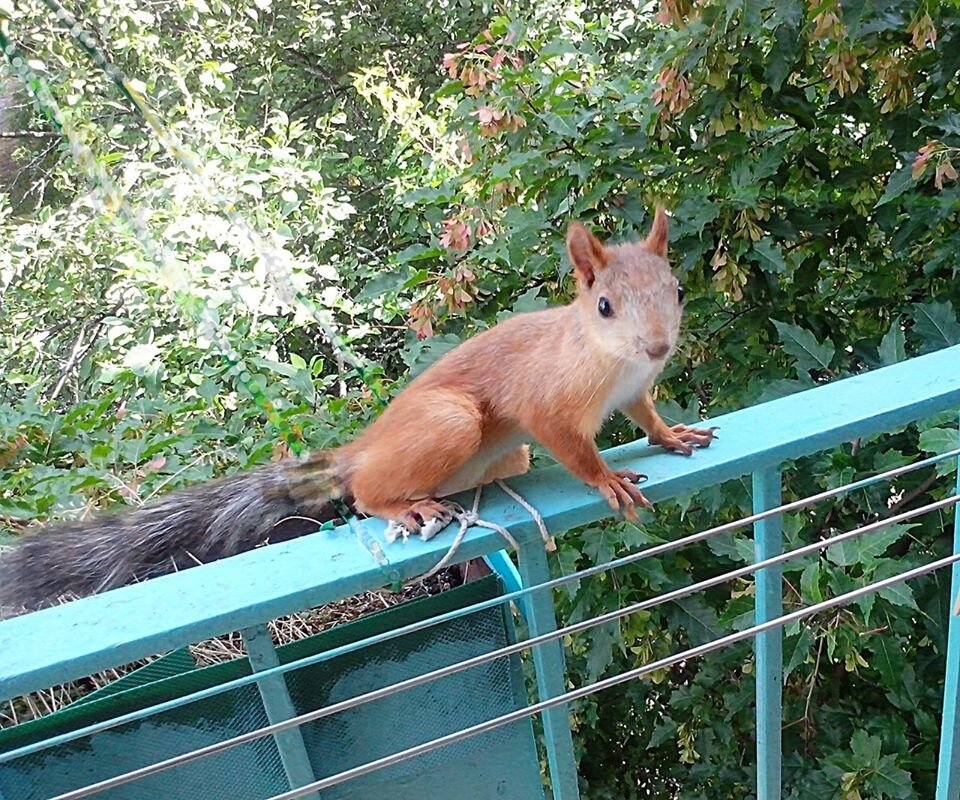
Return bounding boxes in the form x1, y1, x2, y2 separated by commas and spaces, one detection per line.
349, 389, 483, 541
383, 499, 459, 543
480, 445, 531, 483
380, 445, 533, 542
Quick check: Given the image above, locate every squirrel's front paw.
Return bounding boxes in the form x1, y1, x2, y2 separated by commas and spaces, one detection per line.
595, 471, 651, 521
650, 424, 718, 456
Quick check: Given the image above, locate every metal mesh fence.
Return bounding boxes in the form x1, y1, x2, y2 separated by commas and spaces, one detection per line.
0, 576, 542, 800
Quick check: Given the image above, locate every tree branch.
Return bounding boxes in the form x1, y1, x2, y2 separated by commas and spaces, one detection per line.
47, 305, 121, 403
884, 470, 939, 518
0, 130, 59, 139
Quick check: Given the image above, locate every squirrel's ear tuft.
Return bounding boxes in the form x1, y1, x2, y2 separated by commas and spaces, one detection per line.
643, 206, 669, 258
567, 222, 608, 289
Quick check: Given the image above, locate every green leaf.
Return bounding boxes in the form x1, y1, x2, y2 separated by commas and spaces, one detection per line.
674, 196, 719, 237
706, 532, 754, 564
394, 243, 444, 264
869, 635, 906, 687
868, 754, 914, 799
123, 343, 160, 374
556, 544, 582, 601
512, 286, 548, 313
584, 622, 618, 681
930, 111, 960, 137
878, 581, 918, 611
824, 525, 913, 568
583, 531, 615, 566
850, 729, 882, 767
878, 320, 906, 366
90, 442, 112, 461
825, 536, 862, 567
629, 556, 675, 593
920, 426, 959, 452
250, 356, 299, 379
490, 149, 544, 181
800, 561, 823, 602
919, 427, 958, 476
718, 593, 755, 631
755, 378, 815, 403
772, 320, 835, 373
783, 625, 814, 681
847, 4, 906, 38
402, 334, 462, 377
765, 15, 802, 92
670, 597, 722, 647
912, 301, 960, 352
541, 111, 577, 138
575, 180, 618, 215
876, 164, 916, 206
402, 185, 454, 205
858, 524, 916, 561
647, 717, 677, 749
752, 238, 788, 274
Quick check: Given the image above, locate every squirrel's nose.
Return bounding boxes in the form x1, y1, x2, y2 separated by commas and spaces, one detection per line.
646, 340, 670, 360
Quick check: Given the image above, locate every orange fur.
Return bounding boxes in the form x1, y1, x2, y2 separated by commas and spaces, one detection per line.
622, 392, 673, 441
337, 208, 715, 530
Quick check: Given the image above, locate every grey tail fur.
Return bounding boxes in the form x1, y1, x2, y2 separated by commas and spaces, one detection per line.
0, 450, 348, 617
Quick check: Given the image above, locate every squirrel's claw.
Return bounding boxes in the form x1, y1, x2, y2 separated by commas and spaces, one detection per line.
653, 423, 717, 456
597, 472, 652, 521
384, 520, 410, 544
384, 499, 457, 543
614, 468, 647, 484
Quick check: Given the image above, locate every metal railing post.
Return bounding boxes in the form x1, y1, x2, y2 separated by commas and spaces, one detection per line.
754, 467, 783, 799
242, 625, 319, 798
517, 539, 580, 799
936, 414, 960, 799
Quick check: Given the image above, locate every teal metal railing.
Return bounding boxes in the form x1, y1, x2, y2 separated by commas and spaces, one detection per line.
1, 343, 959, 800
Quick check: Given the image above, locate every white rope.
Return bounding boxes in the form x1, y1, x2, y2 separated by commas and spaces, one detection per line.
423, 478, 560, 576
422, 486, 521, 579
495, 479, 556, 552
384, 479, 554, 581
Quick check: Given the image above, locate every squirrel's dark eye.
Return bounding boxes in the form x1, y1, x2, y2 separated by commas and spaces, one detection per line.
677, 284, 685, 304
597, 297, 613, 318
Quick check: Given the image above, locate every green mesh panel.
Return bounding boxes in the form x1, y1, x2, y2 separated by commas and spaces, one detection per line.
0, 576, 543, 799
70, 648, 197, 707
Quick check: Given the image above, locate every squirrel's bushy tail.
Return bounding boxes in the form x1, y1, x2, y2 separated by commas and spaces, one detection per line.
0, 450, 347, 617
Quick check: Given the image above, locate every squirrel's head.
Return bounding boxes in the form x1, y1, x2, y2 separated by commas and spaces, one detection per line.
568, 207, 684, 367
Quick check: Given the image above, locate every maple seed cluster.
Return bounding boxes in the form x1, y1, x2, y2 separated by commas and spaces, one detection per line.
652, 66, 692, 120
406, 32, 529, 340
442, 33, 526, 138
913, 142, 959, 191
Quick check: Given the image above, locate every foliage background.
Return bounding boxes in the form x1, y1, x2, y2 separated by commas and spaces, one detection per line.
1, 0, 960, 797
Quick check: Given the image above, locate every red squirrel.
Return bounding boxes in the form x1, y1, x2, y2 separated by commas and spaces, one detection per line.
0, 208, 714, 613
324, 207, 714, 539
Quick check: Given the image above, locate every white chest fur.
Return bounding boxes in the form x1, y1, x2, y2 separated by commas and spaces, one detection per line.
599, 360, 661, 422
